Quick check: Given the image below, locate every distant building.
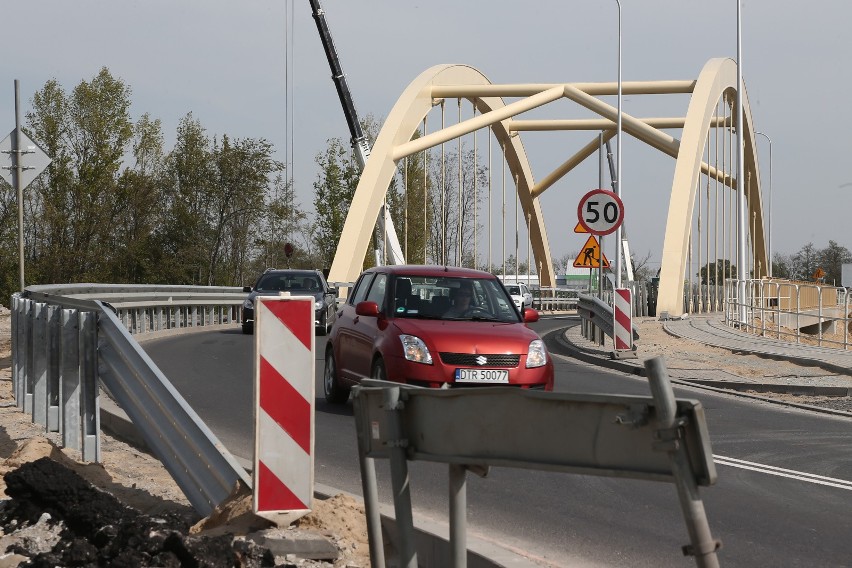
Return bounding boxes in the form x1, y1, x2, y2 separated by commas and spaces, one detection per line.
843, 263, 852, 288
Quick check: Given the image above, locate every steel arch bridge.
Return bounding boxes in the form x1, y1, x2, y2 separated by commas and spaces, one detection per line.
328, 58, 767, 317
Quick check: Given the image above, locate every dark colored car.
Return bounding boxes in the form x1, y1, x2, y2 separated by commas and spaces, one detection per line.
242, 268, 338, 335
323, 265, 554, 404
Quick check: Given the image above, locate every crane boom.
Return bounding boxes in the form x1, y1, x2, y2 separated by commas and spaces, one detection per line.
308, 0, 405, 265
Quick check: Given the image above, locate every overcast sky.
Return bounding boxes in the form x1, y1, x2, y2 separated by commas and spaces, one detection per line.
2, 1, 850, 273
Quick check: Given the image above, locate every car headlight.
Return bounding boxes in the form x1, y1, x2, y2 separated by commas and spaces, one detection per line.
315, 300, 324, 310
399, 334, 432, 364
526, 339, 547, 368
243, 298, 253, 309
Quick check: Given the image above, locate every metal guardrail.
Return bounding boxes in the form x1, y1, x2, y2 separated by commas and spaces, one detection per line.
577, 293, 640, 350
352, 360, 719, 568
532, 287, 579, 312
10, 284, 251, 517
724, 279, 851, 350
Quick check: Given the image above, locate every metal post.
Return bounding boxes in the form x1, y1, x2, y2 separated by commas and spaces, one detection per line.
755, 131, 772, 277
449, 464, 468, 567
80, 311, 100, 462
384, 387, 417, 568
351, 391, 386, 568
614, 0, 623, 289
46, 305, 61, 432
32, 302, 47, 427
598, 132, 605, 301
61, 309, 82, 450
736, 1, 747, 324
645, 357, 720, 568
14, 80, 25, 291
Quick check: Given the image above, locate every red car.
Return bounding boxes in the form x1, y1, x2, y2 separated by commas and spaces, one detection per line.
323, 265, 554, 404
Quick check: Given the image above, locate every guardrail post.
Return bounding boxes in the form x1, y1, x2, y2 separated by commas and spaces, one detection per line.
17, 298, 32, 411
46, 305, 61, 432
449, 463, 468, 567
351, 391, 386, 568
384, 386, 417, 568
645, 357, 720, 568
61, 309, 82, 450
80, 311, 100, 462
11, 295, 20, 402
32, 302, 48, 426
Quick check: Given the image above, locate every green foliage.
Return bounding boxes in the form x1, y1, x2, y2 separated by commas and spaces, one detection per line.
312, 138, 359, 269
0, 70, 290, 304
698, 258, 737, 284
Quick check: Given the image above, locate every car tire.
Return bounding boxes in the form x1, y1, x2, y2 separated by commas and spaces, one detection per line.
371, 358, 387, 382
324, 348, 349, 404
241, 323, 253, 335
316, 312, 328, 336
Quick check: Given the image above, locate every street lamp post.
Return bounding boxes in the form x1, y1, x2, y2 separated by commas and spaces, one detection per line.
614, 0, 623, 289
755, 131, 772, 277
735, 0, 747, 323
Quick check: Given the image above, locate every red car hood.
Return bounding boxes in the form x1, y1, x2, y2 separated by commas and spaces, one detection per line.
392, 318, 540, 354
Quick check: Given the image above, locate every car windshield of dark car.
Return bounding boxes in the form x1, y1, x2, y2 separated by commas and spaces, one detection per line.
256, 273, 317, 293
392, 276, 520, 322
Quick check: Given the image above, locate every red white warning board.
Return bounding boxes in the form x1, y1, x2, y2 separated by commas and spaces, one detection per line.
573, 235, 610, 268
253, 295, 315, 522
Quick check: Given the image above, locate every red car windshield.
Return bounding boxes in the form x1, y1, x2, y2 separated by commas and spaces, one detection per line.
392, 276, 520, 322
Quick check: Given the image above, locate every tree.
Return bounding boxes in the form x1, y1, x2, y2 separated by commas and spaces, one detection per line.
698, 258, 737, 284
630, 250, 654, 283
157, 113, 216, 285
425, 145, 485, 267
24, 68, 134, 283
312, 138, 360, 269
818, 240, 852, 285
789, 243, 819, 281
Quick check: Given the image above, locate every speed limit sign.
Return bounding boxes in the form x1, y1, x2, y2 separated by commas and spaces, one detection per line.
577, 189, 625, 236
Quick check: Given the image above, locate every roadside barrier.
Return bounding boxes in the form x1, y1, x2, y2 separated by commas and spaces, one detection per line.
353, 357, 720, 568
10, 284, 250, 517
253, 295, 315, 522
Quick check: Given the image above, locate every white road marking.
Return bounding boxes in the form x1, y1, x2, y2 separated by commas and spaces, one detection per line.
714, 455, 852, 490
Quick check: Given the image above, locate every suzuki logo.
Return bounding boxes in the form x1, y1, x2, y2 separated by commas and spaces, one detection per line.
475, 355, 488, 366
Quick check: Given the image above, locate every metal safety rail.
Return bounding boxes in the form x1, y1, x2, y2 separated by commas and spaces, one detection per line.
577, 293, 640, 349
532, 287, 579, 312
724, 278, 851, 350
352, 358, 720, 568
10, 284, 251, 517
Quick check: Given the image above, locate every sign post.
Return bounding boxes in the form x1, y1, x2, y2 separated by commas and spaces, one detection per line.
577, 189, 629, 352
1, 80, 53, 290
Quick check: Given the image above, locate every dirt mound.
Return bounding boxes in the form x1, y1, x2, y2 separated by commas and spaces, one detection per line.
1, 456, 274, 567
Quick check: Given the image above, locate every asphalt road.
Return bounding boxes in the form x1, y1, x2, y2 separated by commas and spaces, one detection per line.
141, 318, 852, 567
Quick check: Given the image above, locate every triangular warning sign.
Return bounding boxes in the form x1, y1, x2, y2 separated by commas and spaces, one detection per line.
573, 235, 610, 268
573, 222, 588, 234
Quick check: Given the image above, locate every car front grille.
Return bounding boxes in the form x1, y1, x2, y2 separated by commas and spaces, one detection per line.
439, 353, 520, 367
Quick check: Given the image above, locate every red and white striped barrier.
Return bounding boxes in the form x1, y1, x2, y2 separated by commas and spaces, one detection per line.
614, 288, 633, 351
253, 294, 314, 521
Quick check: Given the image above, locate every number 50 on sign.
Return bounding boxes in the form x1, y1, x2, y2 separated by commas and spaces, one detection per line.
577, 189, 625, 236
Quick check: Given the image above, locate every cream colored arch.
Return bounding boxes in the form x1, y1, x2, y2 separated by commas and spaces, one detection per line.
656, 58, 767, 316
327, 64, 555, 288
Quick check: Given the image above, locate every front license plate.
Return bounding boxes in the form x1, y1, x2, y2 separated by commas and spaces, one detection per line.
454, 368, 509, 384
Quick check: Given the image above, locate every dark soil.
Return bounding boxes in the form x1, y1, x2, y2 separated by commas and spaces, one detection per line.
1, 457, 276, 567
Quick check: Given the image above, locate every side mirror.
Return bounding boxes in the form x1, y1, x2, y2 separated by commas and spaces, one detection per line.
355, 301, 380, 317
243, 286, 252, 293
523, 307, 540, 323
329, 287, 338, 296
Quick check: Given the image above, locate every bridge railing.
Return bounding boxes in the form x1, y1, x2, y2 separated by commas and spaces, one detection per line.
10, 284, 252, 516
724, 278, 851, 350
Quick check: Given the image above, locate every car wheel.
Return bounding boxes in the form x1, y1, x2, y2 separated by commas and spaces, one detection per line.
324, 348, 349, 404
371, 358, 387, 382
241, 323, 253, 335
